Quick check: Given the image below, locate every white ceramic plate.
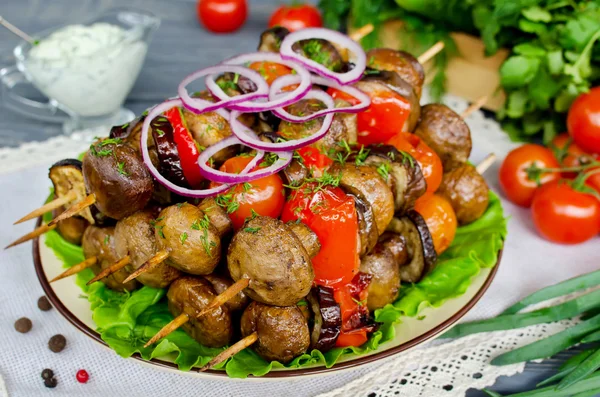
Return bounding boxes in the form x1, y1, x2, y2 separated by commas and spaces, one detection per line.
34, 227, 500, 379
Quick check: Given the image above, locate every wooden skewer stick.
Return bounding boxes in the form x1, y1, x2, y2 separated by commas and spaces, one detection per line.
144, 313, 190, 348
48, 194, 96, 227
14, 191, 77, 225
4, 223, 56, 249
349, 24, 374, 42
121, 250, 170, 284
200, 332, 259, 372
50, 257, 97, 283
461, 96, 489, 119
86, 255, 131, 285
417, 41, 445, 65
196, 278, 250, 317
0, 15, 37, 44
476, 153, 497, 175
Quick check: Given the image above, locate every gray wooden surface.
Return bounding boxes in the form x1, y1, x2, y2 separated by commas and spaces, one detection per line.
0, 1, 577, 395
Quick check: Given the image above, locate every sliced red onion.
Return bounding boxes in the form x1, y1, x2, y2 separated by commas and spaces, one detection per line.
140, 99, 263, 198
219, 52, 312, 112
280, 28, 366, 85
198, 136, 293, 184
229, 92, 334, 152
271, 74, 370, 122
179, 65, 269, 114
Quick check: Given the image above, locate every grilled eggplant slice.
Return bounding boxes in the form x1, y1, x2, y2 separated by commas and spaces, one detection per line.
49, 159, 94, 224
307, 286, 341, 352
150, 115, 188, 187
351, 194, 379, 256
387, 211, 437, 283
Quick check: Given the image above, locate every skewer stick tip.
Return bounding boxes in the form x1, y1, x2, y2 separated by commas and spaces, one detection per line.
86, 255, 130, 285
50, 256, 97, 283
461, 96, 489, 119
349, 24, 374, 42
476, 153, 497, 175
4, 223, 56, 249
197, 278, 250, 317
144, 313, 189, 348
200, 332, 258, 372
14, 191, 77, 225
122, 250, 170, 284
48, 194, 95, 227
417, 41, 445, 65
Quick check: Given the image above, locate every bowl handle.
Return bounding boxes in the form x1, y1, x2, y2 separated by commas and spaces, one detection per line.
0, 66, 70, 123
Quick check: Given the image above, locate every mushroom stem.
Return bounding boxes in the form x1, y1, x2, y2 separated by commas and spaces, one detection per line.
461, 96, 489, 118
121, 250, 170, 284
476, 153, 497, 175
197, 278, 250, 317
48, 193, 96, 226
50, 256, 97, 283
144, 313, 189, 348
4, 223, 56, 249
417, 41, 445, 64
86, 255, 130, 285
200, 332, 258, 372
14, 191, 77, 225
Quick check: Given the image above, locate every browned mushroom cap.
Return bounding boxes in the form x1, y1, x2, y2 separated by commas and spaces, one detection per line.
281, 158, 309, 186
438, 164, 490, 225
355, 70, 421, 132
362, 145, 427, 215
359, 234, 404, 311
53, 206, 88, 246
366, 48, 425, 99
258, 27, 289, 52
82, 226, 139, 292
114, 211, 181, 289
387, 211, 437, 283
197, 198, 233, 238
286, 221, 321, 258
329, 163, 395, 237
414, 104, 472, 171
83, 140, 154, 220
227, 217, 315, 307
167, 276, 233, 348
203, 274, 250, 312
240, 301, 310, 363
293, 39, 345, 72
155, 203, 221, 275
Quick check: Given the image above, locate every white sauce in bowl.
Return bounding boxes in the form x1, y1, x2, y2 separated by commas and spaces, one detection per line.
25, 23, 148, 117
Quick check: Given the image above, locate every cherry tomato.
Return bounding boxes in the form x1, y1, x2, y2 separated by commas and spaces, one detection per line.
387, 132, 443, 195
211, 156, 284, 230
586, 168, 600, 194
281, 185, 359, 287
414, 194, 457, 254
531, 180, 600, 244
295, 146, 333, 178
268, 4, 322, 32
498, 144, 560, 207
567, 87, 600, 155
551, 133, 598, 176
328, 88, 411, 146
248, 62, 292, 85
197, 0, 247, 33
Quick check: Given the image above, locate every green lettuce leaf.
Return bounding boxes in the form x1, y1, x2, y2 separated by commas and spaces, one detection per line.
44, 191, 506, 378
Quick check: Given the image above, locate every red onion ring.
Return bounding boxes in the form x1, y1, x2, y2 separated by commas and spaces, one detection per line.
197, 136, 292, 184
280, 28, 366, 85
270, 74, 370, 122
179, 65, 269, 114
218, 52, 312, 112
140, 99, 264, 197
229, 90, 335, 152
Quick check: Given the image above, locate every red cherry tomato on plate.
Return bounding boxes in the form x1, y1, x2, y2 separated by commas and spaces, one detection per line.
197, 0, 247, 33
387, 132, 443, 195
268, 4, 322, 32
531, 180, 600, 244
551, 133, 598, 176
498, 144, 560, 207
567, 87, 600, 155
210, 156, 285, 230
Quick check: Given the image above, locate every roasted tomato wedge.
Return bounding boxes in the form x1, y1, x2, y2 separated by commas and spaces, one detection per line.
328, 88, 411, 146
248, 62, 292, 85
387, 132, 443, 195
414, 194, 457, 254
211, 156, 285, 230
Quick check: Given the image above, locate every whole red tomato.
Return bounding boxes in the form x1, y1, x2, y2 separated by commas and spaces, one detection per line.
197, 0, 247, 33
531, 180, 600, 244
268, 4, 322, 32
551, 133, 598, 175
567, 87, 600, 155
387, 132, 443, 195
498, 144, 560, 207
587, 168, 600, 194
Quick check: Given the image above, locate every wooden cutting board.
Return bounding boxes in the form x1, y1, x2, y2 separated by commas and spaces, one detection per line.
378, 20, 509, 111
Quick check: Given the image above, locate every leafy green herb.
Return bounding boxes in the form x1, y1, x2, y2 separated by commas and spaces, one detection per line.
215, 193, 240, 214
117, 162, 129, 177
243, 227, 261, 234
149, 217, 165, 239
177, 202, 185, 208
104, 235, 110, 245
180, 232, 188, 245
296, 299, 308, 307
377, 162, 390, 181
89, 138, 123, 157
243, 182, 253, 192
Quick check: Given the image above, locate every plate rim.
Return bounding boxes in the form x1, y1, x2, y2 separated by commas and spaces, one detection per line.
33, 217, 501, 379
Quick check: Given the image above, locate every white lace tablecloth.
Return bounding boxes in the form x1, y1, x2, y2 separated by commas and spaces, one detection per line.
1, 94, 598, 397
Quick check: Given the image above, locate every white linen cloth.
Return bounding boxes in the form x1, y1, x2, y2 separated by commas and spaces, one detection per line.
1, 95, 599, 396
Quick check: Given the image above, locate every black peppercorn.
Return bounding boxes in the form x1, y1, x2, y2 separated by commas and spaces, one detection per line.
38, 296, 52, 311
48, 334, 67, 353
44, 377, 58, 388
41, 369, 54, 380
14, 317, 32, 333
